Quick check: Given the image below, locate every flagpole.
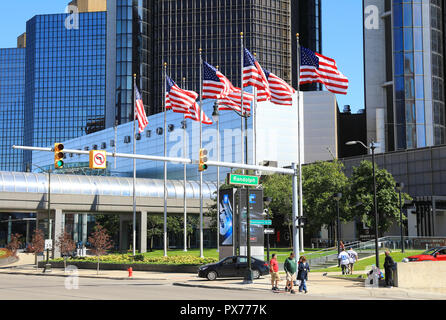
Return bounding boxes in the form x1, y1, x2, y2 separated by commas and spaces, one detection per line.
163, 62, 168, 257
199, 49, 204, 258
215, 68, 220, 254
240, 32, 245, 173
253, 53, 258, 168
132, 74, 137, 257
182, 77, 188, 252
296, 33, 304, 253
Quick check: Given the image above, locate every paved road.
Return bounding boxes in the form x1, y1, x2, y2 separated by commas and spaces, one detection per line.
0, 273, 364, 300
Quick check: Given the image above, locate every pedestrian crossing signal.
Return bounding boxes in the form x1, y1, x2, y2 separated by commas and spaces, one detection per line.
199, 148, 208, 172
54, 143, 64, 169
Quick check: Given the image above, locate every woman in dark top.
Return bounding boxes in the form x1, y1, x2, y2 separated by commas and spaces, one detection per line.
297, 256, 310, 293
383, 251, 395, 288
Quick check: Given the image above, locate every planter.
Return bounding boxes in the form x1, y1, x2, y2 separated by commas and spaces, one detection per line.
37, 261, 200, 273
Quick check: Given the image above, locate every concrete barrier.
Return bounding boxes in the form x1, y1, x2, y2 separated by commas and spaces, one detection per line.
396, 261, 446, 289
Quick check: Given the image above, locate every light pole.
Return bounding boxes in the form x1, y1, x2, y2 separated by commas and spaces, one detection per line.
396, 182, 405, 253
28, 163, 52, 272
212, 102, 220, 253
333, 193, 342, 266
263, 197, 272, 262
346, 140, 380, 268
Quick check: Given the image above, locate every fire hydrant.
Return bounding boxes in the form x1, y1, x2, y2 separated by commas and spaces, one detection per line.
128, 267, 133, 277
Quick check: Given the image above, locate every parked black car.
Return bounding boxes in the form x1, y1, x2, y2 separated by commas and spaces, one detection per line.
198, 256, 269, 281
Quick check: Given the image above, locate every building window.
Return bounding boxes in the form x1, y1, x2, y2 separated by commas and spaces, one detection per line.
124, 136, 131, 144
84, 146, 89, 151
110, 140, 115, 147
146, 130, 152, 138
156, 128, 163, 135
101, 142, 107, 149
168, 124, 175, 132
136, 133, 141, 140
92, 145, 98, 150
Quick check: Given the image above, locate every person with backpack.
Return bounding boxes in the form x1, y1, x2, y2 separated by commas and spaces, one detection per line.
338, 248, 350, 275
297, 256, 310, 293
347, 247, 359, 274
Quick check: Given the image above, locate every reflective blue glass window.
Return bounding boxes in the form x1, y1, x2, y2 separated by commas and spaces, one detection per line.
394, 52, 404, 76
413, 4, 422, 27
405, 101, 415, 123
404, 77, 415, 99
394, 28, 403, 52
393, 2, 403, 27
413, 28, 423, 51
395, 76, 405, 100
416, 100, 425, 124
403, 3, 412, 27
395, 100, 405, 124
414, 52, 424, 74
404, 28, 413, 51
404, 53, 414, 75
415, 76, 424, 100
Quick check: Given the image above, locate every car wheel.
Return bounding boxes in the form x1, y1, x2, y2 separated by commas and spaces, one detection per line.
206, 270, 217, 281
252, 269, 260, 279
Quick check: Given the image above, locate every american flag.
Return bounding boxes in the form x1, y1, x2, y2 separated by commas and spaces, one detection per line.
134, 85, 148, 133
184, 102, 213, 125
165, 76, 198, 114
258, 69, 295, 106
300, 47, 349, 95
243, 48, 271, 101
202, 61, 253, 114
202, 62, 233, 100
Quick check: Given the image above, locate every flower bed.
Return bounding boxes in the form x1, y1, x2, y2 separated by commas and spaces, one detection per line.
0, 248, 11, 259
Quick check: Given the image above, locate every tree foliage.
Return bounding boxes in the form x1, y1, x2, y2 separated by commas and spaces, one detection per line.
56, 231, 76, 269
88, 223, 113, 274
6, 233, 22, 257
348, 160, 412, 236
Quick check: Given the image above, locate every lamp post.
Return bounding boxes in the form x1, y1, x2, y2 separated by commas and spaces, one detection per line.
263, 197, 272, 262
28, 163, 52, 273
333, 193, 342, 266
396, 182, 405, 253
346, 140, 380, 268
212, 102, 220, 253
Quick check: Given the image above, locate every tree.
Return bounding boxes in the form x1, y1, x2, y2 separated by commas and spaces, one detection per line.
302, 161, 350, 237
88, 223, 113, 275
348, 160, 412, 236
94, 214, 120, 243
29, 229, 45, 267
147, 215, 163, 252
262, 174, 293, 247
56, 231, 76, 270
6, 233, 22, 258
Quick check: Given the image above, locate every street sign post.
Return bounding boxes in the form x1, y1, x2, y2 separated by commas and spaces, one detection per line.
228, 174, 259, 187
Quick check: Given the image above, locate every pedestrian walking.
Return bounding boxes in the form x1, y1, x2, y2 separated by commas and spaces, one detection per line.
269, 254, 280, 291
383, 251, 396, 288
347, 247, 359, 274
297, 256, 310, 293
284, 252, 297, 294
338, 248, 350, 275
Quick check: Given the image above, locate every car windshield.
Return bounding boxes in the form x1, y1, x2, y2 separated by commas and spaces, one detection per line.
421, 248, 437, 255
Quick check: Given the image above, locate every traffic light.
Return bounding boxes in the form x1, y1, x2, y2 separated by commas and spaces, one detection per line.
198, 148, 208, 172
54, 143, 64, 169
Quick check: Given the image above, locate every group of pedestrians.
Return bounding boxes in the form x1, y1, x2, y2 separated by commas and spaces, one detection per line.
338, 247, 359, 275
269, 252, 310, 294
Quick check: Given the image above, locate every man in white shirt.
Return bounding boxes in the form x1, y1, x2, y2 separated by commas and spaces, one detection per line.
338, 248, 350, 275
347, 247, 359, 274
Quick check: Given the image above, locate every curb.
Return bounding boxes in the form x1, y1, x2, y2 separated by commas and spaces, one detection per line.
0, 270, 167, 281
173, 281, 271, 292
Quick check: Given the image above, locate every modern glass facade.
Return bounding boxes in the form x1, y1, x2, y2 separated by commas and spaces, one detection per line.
0, 48, 25, 172
23, 12, 107, 167
391, 0, 445, 150
114, 0, 153, 124
152, 0, 294, 114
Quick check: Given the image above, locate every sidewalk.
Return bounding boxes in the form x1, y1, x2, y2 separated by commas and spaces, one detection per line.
2, 253, 446, 300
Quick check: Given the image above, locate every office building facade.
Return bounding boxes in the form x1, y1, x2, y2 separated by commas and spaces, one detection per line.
23, 11, 107, 168
0, 48, 25, 172
364, 0, 446, 153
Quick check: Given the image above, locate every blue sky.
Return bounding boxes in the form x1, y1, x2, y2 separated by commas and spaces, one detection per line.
0, 1, 364, 113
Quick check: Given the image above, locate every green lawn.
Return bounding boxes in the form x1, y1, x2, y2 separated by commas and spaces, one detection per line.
312, 250, 424, 273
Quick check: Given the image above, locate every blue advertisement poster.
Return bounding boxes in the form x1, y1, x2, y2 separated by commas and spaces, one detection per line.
219, 189, 234, 246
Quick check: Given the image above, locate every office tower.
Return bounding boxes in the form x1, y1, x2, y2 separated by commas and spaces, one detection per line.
23, 11, 107, 168
364, 0, 446, 152
0, 48, 25, 171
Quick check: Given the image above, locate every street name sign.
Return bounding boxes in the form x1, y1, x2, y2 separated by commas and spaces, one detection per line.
250, 220, 272, 225
228, 174, 260, 186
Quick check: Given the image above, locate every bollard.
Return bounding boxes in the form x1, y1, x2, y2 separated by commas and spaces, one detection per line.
128, 267, 133, 277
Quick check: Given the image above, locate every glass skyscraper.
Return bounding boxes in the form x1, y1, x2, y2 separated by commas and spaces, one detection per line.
0, 48, 25, 171
364, 0, 446, 152
23, 12, 107, 167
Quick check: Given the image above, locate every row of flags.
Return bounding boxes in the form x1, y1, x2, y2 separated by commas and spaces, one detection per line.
135, 46, 349, 131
